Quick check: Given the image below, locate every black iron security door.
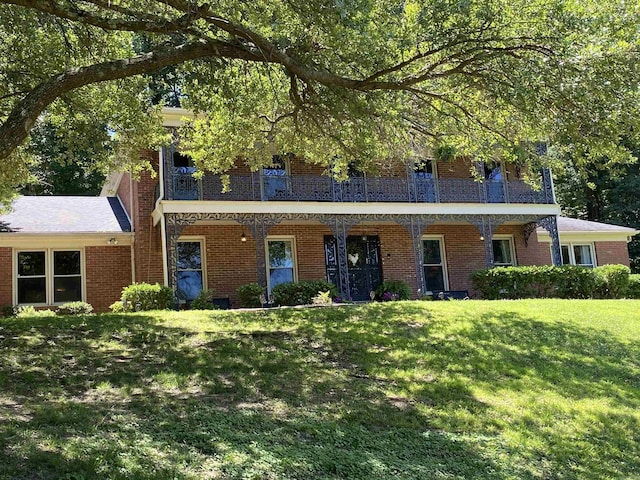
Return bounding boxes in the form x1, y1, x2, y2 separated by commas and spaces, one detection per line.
325, 235, 383, 301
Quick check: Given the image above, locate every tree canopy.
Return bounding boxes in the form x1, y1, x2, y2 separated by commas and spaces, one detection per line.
0, 0, 639, 202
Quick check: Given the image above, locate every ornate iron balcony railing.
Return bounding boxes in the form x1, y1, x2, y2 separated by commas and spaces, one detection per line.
168, 170, 555, 204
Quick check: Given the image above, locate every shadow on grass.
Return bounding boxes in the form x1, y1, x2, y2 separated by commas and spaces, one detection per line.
0, 303, 638, 479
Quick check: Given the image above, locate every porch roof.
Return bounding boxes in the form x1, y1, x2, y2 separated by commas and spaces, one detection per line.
0, 196, 131, 234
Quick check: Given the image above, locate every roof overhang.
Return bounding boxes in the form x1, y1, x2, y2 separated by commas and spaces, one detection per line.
162, 107, 201, 127
0, 232, 133, 248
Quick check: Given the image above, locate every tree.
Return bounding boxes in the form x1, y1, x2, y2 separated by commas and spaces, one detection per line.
0, 0, 639, 203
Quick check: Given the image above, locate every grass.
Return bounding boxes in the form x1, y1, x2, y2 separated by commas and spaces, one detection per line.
1, 300, 639, 479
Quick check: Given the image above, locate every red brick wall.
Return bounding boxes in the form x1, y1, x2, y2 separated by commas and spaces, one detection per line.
595, 241, 631, 266
0, 247, 12, 306
132, 150, 164, 284
86, 246, 132, 312
116, 172, 133, 223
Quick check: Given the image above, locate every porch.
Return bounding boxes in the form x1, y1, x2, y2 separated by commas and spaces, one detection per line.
164, 213, 562, 304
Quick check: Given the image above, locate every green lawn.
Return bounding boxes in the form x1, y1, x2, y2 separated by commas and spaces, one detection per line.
1, 300, 639, 479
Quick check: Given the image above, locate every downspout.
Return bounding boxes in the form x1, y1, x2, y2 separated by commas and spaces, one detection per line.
158, 147, 169, 287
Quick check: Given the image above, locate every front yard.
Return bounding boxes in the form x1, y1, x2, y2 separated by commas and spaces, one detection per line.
1, 300, 639, 479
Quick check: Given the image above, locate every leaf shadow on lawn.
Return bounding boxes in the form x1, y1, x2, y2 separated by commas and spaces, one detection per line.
0, 304, 638, 479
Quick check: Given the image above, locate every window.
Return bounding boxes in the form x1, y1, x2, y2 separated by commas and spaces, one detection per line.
560, 244, 595, 267
492, 237, 515, 266
414, 159, 436, 179
177, 240, 205, 301
422, 237, 448, 293
16, 250, 83, 305
262, 154, 291, 199
267, 238, 296, 292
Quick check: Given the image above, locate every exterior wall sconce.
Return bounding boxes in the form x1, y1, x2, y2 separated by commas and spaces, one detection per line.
240, 232, 247, 242
107, 237, 118, 245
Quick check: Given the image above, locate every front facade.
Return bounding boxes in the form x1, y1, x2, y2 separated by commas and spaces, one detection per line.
0, 108, 637, 311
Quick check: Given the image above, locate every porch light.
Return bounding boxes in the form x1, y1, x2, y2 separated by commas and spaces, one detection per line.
107, 237, 118, 245
240, 232, 247, 242
480, 236, 484, 241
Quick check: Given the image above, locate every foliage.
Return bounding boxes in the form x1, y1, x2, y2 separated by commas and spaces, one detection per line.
471, 265, 634, 299
312, 290, 333, 305
0, 1, 639, 203
236, 283, 264, 308
13, 305, 56, 318
271, 280, 338, 306
1, 301, 640, 478
109, 301, 126, 313
0, 305, 14, 318
627, 275, 640, 299
190, 289, 216, 310
56, 302, 94, 316
595, 264, 630, 299
120, 282, 173, 312
375, 279, 411, 301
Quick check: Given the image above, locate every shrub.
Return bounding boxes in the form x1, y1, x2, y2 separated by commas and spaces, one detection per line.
471, 265, 632, 300
0, 305, 14, 317
14, 305, 56, 318
594, 264, 630, 299
312, 290, 333, 305
237, 283, 264, 308
56, 301, 94, 316
190, 289, 215, 310
271, 280, 338, 306
109, 301, 126, 313
375, 279, 411, 301
120, 283, 173, 312
627, 274, 640, 299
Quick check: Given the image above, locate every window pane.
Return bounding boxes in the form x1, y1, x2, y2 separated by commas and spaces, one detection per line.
424, 266, 445, 292
269, 241, 293, 268
414, 160, 434, 178
561, 245, 571, 265
54, 251, 80, 275
574, 245, 594, 266
493, 240, 513, 265
177, 242, 202, 270
18, 277, 46, 303
177, 271, 203, 301
270, 268, 293, 288
18, 252, 45, 276
54, 276, 82, 303
423, 240, 442, 264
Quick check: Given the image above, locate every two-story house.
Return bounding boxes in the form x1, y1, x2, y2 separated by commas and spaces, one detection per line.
0, 107, 636, 310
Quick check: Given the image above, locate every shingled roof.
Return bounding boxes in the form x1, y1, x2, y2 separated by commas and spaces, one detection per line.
539, 216, 638, 234
0, 196, 131, 234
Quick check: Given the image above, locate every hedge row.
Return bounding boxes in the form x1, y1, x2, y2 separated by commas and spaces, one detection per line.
471, 264, 638, 300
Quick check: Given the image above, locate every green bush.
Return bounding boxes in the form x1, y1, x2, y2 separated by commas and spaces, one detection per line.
375, 279, 411, 301
56, 301, 94, 316
271, 280, 338, 306
594, 264, 630, 299
627, 274, 640, 299
120, 283, 173, 312
0, 305, 14, 317
109, 301, 126, 313
237, 283, 264, 308
14, 305, 56, 318
190, 289, 215, 310
471, 265, 632, 300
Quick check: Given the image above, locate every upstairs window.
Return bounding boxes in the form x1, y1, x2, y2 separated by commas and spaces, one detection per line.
262, 155, 291, 199
414, 159, 436, 179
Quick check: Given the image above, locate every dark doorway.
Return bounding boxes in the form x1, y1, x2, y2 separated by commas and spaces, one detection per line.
325, 235, 383, 300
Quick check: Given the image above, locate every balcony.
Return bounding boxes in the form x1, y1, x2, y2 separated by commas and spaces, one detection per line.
167, 170, 554, 204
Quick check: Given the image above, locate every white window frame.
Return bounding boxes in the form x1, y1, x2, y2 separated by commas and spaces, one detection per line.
176, 236, 207, 300
421, 235, 448, 294
492, 235, 516, 266
559, 243, 596, 267
414, 158, 438, 179
13, 248, 86, 306
261, 155, 291, 199
266, 236, 298, 293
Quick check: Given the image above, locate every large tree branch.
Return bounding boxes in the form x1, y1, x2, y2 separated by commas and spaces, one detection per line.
0, 39, 263, 157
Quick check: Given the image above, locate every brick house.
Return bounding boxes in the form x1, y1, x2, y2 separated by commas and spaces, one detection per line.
0, 107, 637, 310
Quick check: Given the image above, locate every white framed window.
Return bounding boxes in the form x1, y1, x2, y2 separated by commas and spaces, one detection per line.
414, 159, 437, 179
176, 237, 206, 301
266, 236, 297, 292
422, 236, 448, 293
15, 249, 85, 305
492, 236, 516, 266
560, 243, 596, 267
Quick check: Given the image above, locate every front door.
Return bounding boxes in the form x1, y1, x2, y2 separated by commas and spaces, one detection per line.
325, 235, 383, 301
